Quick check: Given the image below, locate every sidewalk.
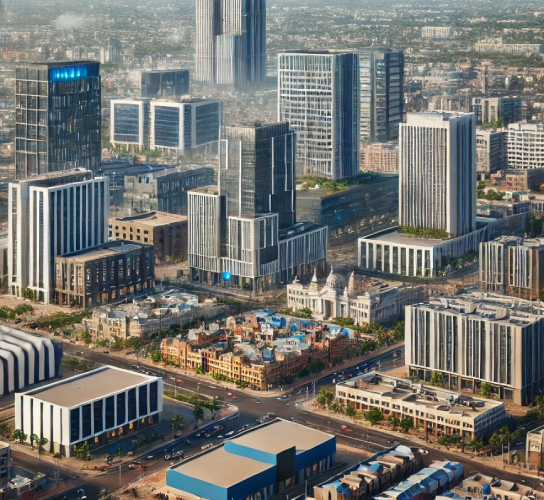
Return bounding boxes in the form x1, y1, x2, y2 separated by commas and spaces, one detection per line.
301, 400, 538, 480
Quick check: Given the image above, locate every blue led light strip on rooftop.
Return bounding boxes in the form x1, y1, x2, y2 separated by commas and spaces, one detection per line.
49, 65, 89, 83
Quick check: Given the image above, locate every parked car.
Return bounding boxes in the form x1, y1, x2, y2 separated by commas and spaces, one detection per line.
225, 431, 234, 437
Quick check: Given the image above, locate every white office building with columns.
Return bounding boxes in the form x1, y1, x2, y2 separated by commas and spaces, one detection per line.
358, 111, 484, 278
15, 366, 163, 457
8, 170, 109, 304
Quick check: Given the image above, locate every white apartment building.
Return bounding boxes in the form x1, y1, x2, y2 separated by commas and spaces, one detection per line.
336, 372, 506, 439
8, 170, 109, 304
278, 50, 360, 180
406, 293, 544, 405
507, 122, 544, 169
15, 366, 163, 457
421, 27, 451, 39
399, 112, 477, 238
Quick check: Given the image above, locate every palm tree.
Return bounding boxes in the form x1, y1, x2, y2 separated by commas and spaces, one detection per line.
316, 387, 334, 407
0, 422, 11, 438
36, 437, 48, 456
170, 414, 187, 432
193, 405, 204, 424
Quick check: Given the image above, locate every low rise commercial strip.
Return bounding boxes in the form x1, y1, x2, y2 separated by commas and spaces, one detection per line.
336, 372, 506, 440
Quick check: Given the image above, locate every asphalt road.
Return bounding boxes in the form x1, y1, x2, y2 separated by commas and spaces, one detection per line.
32, 343, 536, 499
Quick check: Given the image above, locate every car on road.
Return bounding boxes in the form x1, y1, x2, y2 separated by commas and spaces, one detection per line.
164, 453, 172, 460
174, 450, 184, 458
195, 431, 205, 438
225, 431, 234, 437
201, 444, 214, 450
239, 424, 251, 431
213, 424, 224, 431
216, 435, 224, 440
266, 412, 275, 418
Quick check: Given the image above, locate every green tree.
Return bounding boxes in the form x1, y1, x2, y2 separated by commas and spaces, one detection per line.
529, 394, 544, 419
80, 330, 92, 344
74, 441, 91, 461
193, 405, 204, 424
363, 407, 384, 426
0, 422, 12, 438
36, 437, 48, 454
391, 322, 405, 342
429, 372, 443, 387
170, 414, 187, 432
489, 426, 511, 452
151, 350, 162, 363
466, 438, 485, 452
316, 387, 335, 407
30, 433, 39, 448
478, 382, 492, 398
388, 416, 400, 430
11, 429, 27, 444
399, 417, 414, 433
345, 406, 357, 419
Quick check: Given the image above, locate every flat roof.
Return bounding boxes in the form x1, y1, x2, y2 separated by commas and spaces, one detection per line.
23, 366, 156, 407
231, 419, 333, 455
361, 229, 449, 247
112, 211, 187, 227
171, 446, 274, 488
61, 241, 149, 262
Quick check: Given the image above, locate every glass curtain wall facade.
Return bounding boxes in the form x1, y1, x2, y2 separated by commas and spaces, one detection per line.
15, 61, 101, 180
278, 50, 360, 180
140, 70, 190, 99
359, 48, 404, 143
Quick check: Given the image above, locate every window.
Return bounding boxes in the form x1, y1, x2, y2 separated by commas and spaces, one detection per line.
105, 396, 115, 429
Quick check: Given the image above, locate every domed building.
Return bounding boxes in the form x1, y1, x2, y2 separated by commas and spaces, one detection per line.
287, 268, 425, 325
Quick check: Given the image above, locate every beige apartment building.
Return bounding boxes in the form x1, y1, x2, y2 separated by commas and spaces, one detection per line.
109, 211, 188, 264
336, 373, 506, 439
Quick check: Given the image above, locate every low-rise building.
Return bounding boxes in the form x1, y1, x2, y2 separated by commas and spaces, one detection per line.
476, 129, 506, 176
296, 175, 398, 242
166, 419, 336, 500
15, 366, 163, 457
287, 269, 425, 325
54, 241, 155, 308
336, 372, 506, 439
109, 211, 188, 264
406, 293, 544, 405
0, 327, 62, 397
526, 424, 544, 471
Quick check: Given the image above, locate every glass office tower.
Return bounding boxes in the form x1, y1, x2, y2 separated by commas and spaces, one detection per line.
140, 70, 190, 99
15, 61, 101, 180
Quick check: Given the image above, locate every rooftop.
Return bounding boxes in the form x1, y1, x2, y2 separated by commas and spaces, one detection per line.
338, 372, 505, 417
170, 419, 334, 487
61, 241, 150, 262
21, 366, 157, 407
410, 292, 544, 326
231, 418, 333, 455
170, 446, 274, 488
360, 228, 448, 247
112, 211, 187, 227
190, 185, 219, 196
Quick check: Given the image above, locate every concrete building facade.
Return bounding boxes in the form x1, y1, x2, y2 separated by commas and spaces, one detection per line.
476, 129, 506, 176
15, 366, 163, 457
507, 122, 544, 169
471, 97, 522, 126
8, 170, 109, 304
406, 293, 544, 405
336, 372, 506, 439
54, 241, 154, 308
109, 211, 188, 264
278, 50, 360, 180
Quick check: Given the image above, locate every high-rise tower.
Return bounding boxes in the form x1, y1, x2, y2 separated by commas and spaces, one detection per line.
360, 48, 404, 143
278, 50, 360, 180
196, 0, 266, 86
15, 61, 101, 180
398, 112, 476, 238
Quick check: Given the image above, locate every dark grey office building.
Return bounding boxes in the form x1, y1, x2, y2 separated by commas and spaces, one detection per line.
219, 122, 295, 229
140, 70, 190, 99
15, 61, 101, 179
360, 48, 404, 142
188, 122, 328, 291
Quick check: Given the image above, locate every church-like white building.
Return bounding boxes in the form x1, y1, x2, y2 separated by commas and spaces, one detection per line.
286, 268, 425, 326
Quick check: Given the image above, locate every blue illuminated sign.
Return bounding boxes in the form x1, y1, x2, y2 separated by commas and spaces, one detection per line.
49, 65, 89, 83
222, 272, 232, 281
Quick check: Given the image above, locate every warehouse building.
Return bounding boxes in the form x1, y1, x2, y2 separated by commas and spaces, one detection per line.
15, 366, 163, 457
166, 419, 336, 500
0, 326, 62, 397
